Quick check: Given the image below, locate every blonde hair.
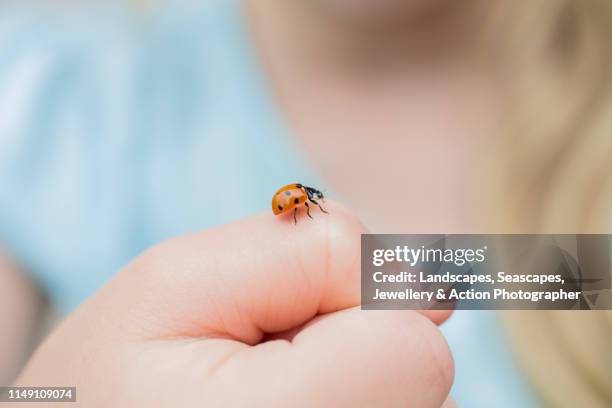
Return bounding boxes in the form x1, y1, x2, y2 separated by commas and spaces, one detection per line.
484, 1, 612, 406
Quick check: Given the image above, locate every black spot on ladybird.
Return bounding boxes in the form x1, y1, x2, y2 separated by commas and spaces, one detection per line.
278, 204, 283, 211
294, 198, 299, 204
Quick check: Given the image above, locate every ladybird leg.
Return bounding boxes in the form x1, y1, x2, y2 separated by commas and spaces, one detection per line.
293, 207, 298, 224
310, 199, 329, 214
304, 202, 313, 219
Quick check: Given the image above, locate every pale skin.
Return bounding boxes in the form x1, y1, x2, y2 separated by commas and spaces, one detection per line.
1, 0, 503, 405
246, 0, 502, 233
12, 202, 455, 407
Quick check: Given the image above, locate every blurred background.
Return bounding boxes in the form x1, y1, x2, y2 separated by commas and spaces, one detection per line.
1, 0, 612, 406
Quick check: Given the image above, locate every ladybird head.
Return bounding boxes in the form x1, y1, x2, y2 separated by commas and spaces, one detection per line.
305, 186, 325, 202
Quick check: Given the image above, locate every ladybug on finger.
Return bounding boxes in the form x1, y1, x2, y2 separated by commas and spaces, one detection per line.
272, 183, 328, 224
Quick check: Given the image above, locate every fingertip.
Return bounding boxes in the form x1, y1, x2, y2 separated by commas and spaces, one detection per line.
316, 202, 455, 327
269, 199, 368, 314
318, 199, 367, 233
419, 309, 454, 325
308, 200, 369, 312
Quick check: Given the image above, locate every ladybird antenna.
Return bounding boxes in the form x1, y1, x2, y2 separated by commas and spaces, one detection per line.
320, 187, 328, 203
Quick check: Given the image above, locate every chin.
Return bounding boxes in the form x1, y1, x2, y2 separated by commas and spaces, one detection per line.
319, 0, 454, 24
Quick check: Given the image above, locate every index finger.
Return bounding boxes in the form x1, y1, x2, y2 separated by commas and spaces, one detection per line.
107, 200, 451, 343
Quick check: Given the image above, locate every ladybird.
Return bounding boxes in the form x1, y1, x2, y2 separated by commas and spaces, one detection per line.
272, 183, 328, 224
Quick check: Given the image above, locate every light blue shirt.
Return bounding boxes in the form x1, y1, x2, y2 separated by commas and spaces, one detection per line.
0, 0, 318, 312
0, 1, 536, 406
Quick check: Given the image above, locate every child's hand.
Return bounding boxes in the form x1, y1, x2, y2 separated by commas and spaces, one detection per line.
16, 201, 455, 407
